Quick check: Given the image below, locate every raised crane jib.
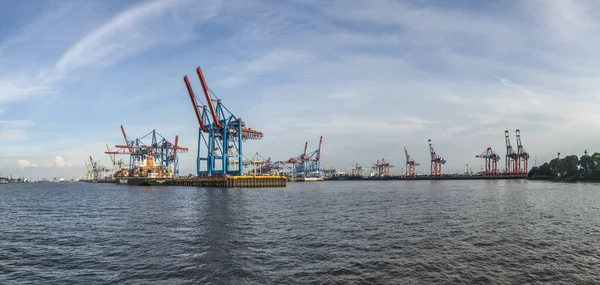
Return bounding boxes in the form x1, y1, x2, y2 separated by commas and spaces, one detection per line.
183, 75, 209, 132
120, 125, 129, 146
196, 66, 223, 129
173, 135, 179, 161
315, 136, 323, 161
428, 139, 437, 160
303, 142, 308, 159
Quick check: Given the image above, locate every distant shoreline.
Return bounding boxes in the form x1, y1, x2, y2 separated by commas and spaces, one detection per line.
527, 175, 600, 182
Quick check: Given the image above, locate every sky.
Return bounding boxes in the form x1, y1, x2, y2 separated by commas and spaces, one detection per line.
1, 0, 599, 179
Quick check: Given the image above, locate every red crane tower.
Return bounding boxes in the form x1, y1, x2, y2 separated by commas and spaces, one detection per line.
404, 146, 419, 177
516, 129, 529, 175
476, 147, 501, 176
428, 139, 446, 176
505, 130, 518, 175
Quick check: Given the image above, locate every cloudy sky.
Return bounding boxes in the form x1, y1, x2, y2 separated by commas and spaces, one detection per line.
1, 0, 598, 179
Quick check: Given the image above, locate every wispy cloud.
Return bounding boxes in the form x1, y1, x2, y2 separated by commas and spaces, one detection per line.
4, 0, 600, 177
0, 120, 34, 140
213, 49, 314, 88
495, 76, 535, 95
54, 0, 221, 75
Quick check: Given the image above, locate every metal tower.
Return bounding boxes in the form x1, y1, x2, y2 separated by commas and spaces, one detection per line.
476, 147, 501, 176
428, 139, 446, 176
370, 158, 394, 177
107, 126, 188, 178
515, 129, 529, 175
404, 146, 419, 177
286, 136, 323, 178
184, 66, 263, 176
89, 156, 99, 181
505, 130, 518, 175
349, 162, 363, 176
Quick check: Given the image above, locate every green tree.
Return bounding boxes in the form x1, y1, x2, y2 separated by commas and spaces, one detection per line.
562, 155, 580, 177
592, 152, 600, 172
580, 154, 594, 173
549, 158, 561, 176
538, 162, 552, 176
528, 166, 539, 178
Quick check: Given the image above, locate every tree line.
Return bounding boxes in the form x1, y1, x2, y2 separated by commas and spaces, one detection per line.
528, 152, 600, 179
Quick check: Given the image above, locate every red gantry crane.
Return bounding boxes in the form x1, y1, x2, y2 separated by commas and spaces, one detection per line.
476, 147, 501, 176
428, 139, 446, 176
404, 146, 419, 177
505, 130, 518, 175
515, 129, 529, 175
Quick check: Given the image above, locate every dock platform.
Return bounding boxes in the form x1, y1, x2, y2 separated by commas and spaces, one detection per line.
170, 175, 286, 188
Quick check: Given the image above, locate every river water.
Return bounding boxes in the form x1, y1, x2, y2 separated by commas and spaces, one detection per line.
1, 180, 599, 284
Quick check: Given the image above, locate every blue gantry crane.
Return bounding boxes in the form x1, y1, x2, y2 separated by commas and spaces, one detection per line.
286, 136, 323, 179
475, 147, 501, 175
106, 125, 188, 178
184, 66, 263, 176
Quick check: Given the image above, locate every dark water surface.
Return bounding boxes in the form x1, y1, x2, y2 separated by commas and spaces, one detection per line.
1, 181, 600, 284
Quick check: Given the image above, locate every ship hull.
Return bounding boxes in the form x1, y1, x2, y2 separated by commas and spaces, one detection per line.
118, 177, 171, 186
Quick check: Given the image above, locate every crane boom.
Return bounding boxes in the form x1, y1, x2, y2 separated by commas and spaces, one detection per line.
106, 143, 116, 166
173, 135, 179, 161
184, 75, 209, 132
315, 136, 323, 161
196, 66, 223, 129
302, 142, 308, 159
120, 125, 129, 146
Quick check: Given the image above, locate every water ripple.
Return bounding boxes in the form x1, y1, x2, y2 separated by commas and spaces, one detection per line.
1, 181, 600, 284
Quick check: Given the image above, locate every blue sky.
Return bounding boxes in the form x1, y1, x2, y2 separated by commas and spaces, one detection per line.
1, 0, 599, 178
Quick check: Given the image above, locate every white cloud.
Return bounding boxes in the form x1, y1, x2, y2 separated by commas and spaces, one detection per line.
5, 0, 600, 177
16, 156, 72, 169
0, 0, 222, 105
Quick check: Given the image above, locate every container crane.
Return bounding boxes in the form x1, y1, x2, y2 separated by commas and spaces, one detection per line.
370, 158, 394, 177
286, 136, 323, 178
184, 66, 263, 176
516, 129, 529, 175
85, 160, 94, 181
348, 162, 364, 176
106, 143, 126, 172
107, 126, 188, 178
428, 139, 446, 176
89, 156, 99, 181
505, 130, 518, 175
404, 146, 419, 177
475, 147, 501, 176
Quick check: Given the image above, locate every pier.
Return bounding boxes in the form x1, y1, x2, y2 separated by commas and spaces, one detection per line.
170, 176, 286, 188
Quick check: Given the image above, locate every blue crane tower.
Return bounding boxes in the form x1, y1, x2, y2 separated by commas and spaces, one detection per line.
286, 136, 323, 179
184, 66, 263, 176
106, 125, 187, 178
476, 147, 501, 175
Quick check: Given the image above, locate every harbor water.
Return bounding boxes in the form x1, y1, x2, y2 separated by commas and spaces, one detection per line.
1, 181, 600, 284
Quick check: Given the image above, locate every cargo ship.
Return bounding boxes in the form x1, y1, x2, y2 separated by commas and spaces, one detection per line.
114, 156, 175, 186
